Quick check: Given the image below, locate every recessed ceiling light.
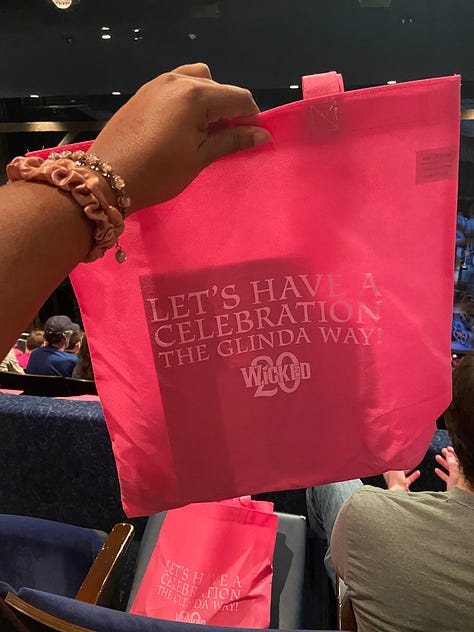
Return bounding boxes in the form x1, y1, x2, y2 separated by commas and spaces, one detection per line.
101, 34, 111, 40
52, 0, 73, 9
289, 84, 299, 90
111, 91, 121, 96
387, 80, 397, 84
101, 26, 110, 31
358, 0, 392, 6
188, 33, 197, 40
29, 94, 40, 98
133, 28, 141, 33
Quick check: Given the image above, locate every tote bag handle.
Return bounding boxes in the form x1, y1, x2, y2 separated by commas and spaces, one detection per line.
302, 71, 344, 99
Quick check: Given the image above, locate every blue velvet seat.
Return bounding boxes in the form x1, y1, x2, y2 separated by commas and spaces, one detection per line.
0, 514, 105, 598
5, 588, 342, 632
0, 512, 311, 629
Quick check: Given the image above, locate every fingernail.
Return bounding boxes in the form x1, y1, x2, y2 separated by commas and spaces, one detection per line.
253, 129, 271, 147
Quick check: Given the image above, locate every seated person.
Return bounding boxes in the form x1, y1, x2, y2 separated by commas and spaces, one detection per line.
0, 348, 24, 374
15, 329, 44, 369
306, 355, 474, 631
26, 316, 80, 377
72, 335, 94, 381
65, 329, 84, 355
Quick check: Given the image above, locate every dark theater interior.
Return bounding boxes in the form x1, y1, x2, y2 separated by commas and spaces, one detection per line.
0, 2, 473, 631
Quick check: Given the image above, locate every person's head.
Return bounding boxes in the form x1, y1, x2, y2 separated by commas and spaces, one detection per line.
43, 315, 80, 350
75, 335, 94, 381
66, 329, 84, 354
25, 329, 44, 352
445, 355, 474, 490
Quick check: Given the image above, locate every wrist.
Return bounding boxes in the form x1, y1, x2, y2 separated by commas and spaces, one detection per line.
6, 151, 129, 263
387, 484, 408, 492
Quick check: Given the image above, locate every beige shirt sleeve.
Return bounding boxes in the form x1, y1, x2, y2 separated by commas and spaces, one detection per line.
330, 492, 357, 581
0, 348, 25, 374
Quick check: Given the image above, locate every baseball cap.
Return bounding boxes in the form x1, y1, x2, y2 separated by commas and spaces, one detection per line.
43, 315, 80, 335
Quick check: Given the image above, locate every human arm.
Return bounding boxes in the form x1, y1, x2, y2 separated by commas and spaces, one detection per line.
382, 468, 421, 492
434, 446, 460, 490
90, 63, 270, 211
0, 348, 25, 374
0, 63, 270, 358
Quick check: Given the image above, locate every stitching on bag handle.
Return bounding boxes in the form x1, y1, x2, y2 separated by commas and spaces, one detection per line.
309, 100, 339, 133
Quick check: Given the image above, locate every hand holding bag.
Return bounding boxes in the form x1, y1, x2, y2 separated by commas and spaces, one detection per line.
30, 71, 460, 516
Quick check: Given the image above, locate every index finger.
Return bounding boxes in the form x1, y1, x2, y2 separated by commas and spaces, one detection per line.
435, 467, 449, 484
172, 62, 212, 80
205, 83, 260, 124
435, 453, 448, 469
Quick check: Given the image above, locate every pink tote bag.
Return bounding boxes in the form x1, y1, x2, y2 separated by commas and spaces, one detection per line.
30, 72, 460, 516
130, 497, 277, 627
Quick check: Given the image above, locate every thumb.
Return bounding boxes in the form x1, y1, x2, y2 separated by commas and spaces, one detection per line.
201, 125, 271, 165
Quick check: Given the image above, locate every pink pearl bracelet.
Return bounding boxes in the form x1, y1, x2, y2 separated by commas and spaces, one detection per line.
6, 150, 131, 263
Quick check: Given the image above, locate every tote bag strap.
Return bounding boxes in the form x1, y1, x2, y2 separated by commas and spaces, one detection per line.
302, 71, 344, 100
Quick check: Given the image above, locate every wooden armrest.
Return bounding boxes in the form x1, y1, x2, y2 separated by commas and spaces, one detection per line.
5, 593, 93, 632
75, 522, 135, 607
1, 594, 32, 632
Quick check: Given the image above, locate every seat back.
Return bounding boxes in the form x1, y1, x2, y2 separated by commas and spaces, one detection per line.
126, 512, 166, 609
7, 589, 341, 632
0, 392, 147, 535
0, 514, 106, 598
63, 377, 98, 396
126, 510, 306, 629
0, 372, 97, 397
270, 512, 307, 629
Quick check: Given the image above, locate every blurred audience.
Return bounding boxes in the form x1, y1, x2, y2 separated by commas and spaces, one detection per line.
26, 316, 79, 377
0, 348, 24, 374
65, 329, 84, 355
72, 335, 94, 382
15, 329, 45, 369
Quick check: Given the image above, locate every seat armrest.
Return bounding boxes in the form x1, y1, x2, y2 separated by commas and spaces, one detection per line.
5, 592, 94, 632
75, 523, 134, 607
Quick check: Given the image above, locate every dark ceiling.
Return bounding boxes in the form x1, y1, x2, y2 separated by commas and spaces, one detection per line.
1, 0, 474, 161
1, 0, 473, 320
1, 0, 474, 96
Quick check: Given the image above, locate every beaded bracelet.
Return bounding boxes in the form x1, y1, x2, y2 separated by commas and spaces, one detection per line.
6, 150, 131, 263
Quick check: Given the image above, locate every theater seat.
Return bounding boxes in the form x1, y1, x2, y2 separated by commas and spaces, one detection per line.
5, 589, 343, 632
0, 372, 98, 397
0, 515, 106, 598
0, 515, 133, 607
1, 512, 311, 630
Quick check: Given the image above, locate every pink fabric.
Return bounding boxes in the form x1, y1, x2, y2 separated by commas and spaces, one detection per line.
15, 351, 30, 369
54, 395, 101, 401
29, 72, 460, 517
130, 498, 277, 627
